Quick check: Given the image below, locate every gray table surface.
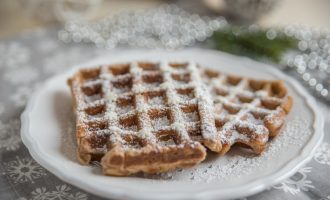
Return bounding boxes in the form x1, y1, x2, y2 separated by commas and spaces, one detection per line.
0, 28, 329, 200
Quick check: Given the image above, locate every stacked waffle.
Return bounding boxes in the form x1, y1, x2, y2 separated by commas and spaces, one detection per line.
68, 61, 292, 176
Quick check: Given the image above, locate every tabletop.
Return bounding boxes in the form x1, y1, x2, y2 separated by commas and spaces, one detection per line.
0, 28, 329, 200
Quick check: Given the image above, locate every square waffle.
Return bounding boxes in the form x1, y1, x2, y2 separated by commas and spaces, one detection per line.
200, 68, 293, 155
68, 60, 293, 176
68, 61, 222, 176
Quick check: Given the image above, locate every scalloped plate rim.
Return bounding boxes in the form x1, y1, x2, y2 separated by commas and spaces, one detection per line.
21, 48, 324, 200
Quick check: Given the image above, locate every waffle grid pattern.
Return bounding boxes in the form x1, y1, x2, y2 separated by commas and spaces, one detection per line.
202, 69, 292, 154
69, 61, 223, 175
68, 61, 292, 175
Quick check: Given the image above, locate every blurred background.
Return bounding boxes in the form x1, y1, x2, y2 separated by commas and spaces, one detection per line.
0, 0, 330, 103
1, 1, 330, 200
1, 0, 330, 39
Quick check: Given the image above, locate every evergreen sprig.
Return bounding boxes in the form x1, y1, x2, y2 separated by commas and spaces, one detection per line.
212, 27, 298, 63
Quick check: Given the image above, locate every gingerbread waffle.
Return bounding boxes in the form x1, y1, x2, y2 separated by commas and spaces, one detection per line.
68, 61, 222, 176
200, 68, 292, 155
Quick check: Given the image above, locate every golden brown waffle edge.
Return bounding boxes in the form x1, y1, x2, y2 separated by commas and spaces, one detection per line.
68, 61, 292, 176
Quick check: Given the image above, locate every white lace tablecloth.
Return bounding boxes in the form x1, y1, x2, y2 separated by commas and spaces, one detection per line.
0, 28, 329, 200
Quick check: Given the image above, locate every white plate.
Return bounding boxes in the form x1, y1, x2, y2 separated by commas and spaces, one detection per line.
21, 49, 324, 200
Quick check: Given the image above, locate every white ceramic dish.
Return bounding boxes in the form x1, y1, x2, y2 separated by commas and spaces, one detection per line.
21, 49, 324, 200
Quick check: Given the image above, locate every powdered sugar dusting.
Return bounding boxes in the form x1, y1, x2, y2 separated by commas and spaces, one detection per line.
70, 60, 294, 174
206, 71, 291, 150
182, 111, 199, 122
227, 130, 250, 144
149, 96, 165, 105
113, 86, 131, 94
84, 93, 102, 103
177, 92, 194, 101
120, 124, 138, 132
116, 105, 134, 115
142, 117, 312, 183
151, 116, 171, 129
158, 138, 177, 146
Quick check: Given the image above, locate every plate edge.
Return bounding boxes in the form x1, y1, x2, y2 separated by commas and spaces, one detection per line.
20, 48, 325, 200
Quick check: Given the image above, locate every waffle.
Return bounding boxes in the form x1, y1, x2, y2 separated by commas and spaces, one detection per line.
200, 68, 292, 154
68, 61, 222, 176
68, 60, 293, 176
